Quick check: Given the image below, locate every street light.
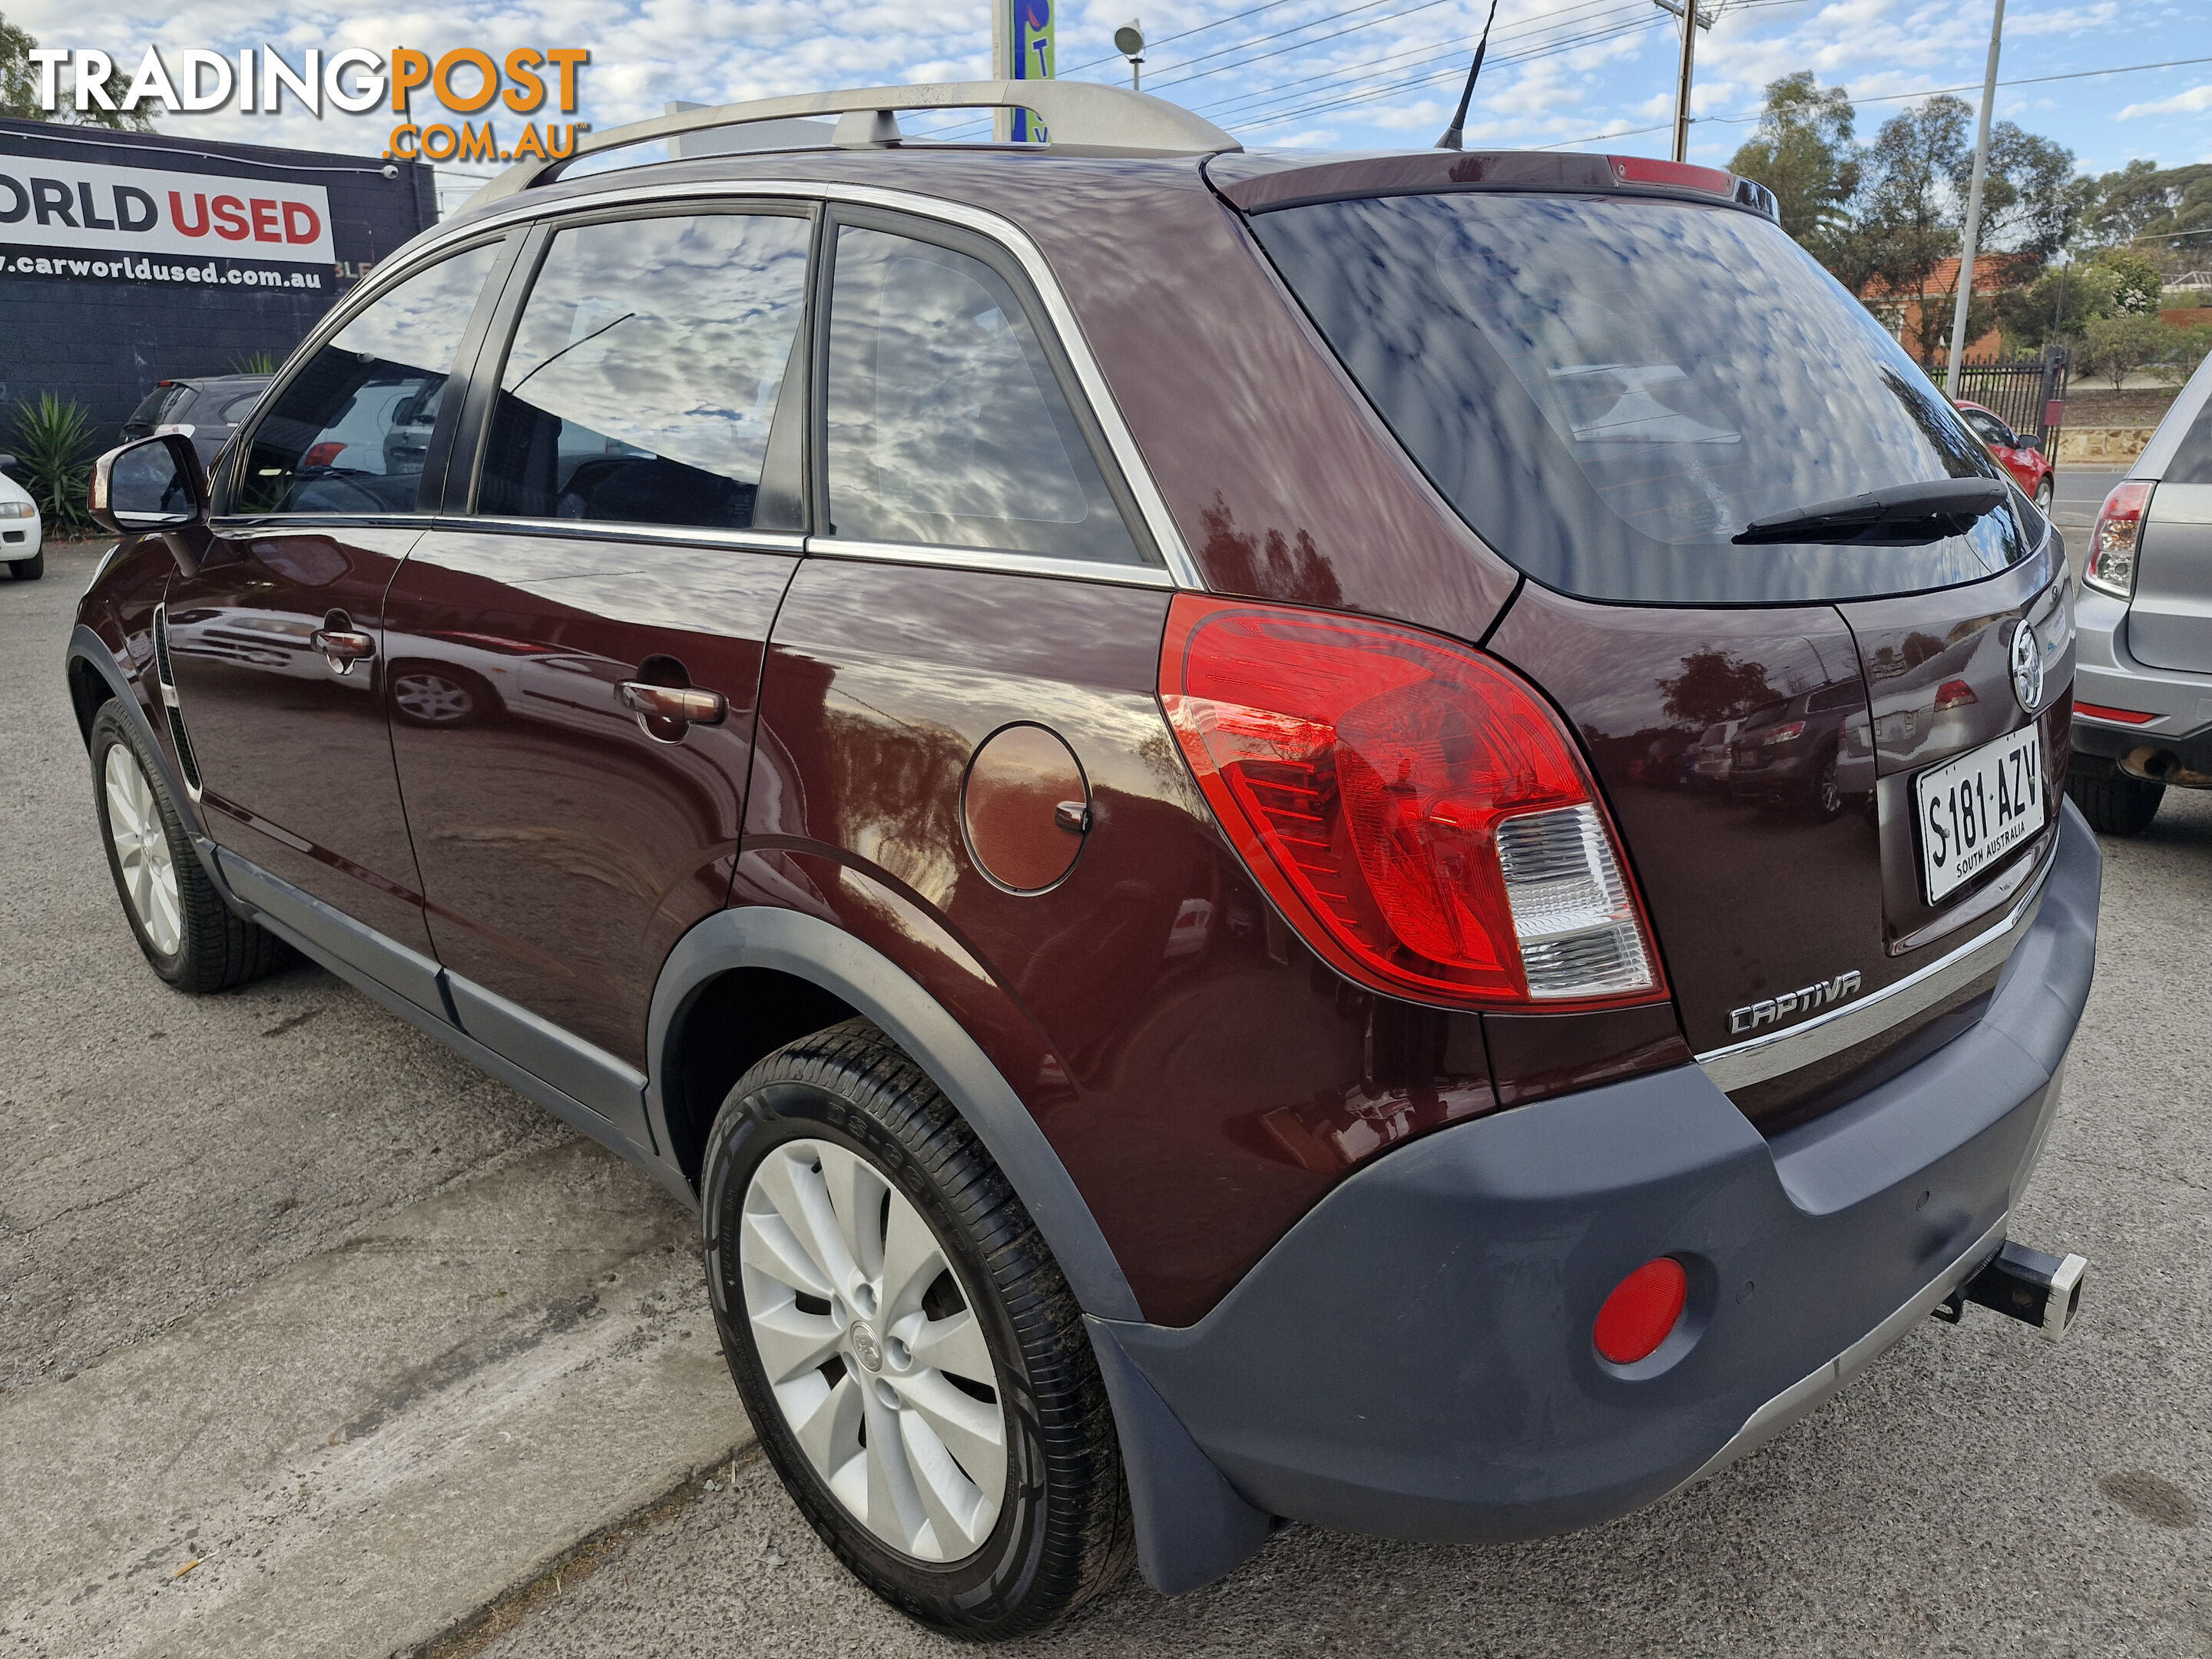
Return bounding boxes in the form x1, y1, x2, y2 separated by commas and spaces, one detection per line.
1115, 23, 1145, 91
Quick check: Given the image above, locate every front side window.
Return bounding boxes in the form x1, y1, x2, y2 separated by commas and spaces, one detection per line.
475, 211, 812, 530
235, 241, 502, 515
823, 225, 1142, 565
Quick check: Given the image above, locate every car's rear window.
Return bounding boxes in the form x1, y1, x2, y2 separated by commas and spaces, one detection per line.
1250, 193, 2034, 605
2165, 392, 2212, 485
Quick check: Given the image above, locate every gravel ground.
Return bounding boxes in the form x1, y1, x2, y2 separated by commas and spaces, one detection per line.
5, 535, 2207, 1659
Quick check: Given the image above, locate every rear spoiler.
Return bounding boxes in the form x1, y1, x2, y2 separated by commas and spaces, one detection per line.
1213, 151, 1780, 220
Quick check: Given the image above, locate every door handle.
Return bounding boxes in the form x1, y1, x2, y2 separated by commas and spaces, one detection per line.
618, 680, 726, 738
311, 628, 376, 674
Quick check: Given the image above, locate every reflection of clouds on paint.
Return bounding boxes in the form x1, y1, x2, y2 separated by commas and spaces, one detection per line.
497, 213, 809, 487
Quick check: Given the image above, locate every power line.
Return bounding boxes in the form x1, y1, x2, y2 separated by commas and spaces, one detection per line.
1194, 0, 1631, 116
1058, 0, 1318, 75
1148, 0, 1456, 84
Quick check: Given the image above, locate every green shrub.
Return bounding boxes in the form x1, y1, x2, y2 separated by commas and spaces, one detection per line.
8, 392, 96, 538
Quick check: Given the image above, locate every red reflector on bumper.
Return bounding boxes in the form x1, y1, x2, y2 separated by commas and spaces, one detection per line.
2075, 700, 2155, 725
1594, 1257, 1687, 1364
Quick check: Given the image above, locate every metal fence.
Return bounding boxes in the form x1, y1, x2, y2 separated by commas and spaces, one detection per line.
1919, 353, 2072, 448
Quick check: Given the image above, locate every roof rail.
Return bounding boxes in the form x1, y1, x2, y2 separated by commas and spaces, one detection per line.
465, 81, 1241, 210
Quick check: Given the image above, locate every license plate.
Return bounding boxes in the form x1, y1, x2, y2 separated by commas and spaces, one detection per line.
1914, 728, 2045, 904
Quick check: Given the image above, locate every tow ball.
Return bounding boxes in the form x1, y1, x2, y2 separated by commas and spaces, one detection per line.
1934, 1241, 2089, 1343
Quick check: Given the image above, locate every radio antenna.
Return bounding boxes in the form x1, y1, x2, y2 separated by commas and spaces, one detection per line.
1434, 0, 1501, 151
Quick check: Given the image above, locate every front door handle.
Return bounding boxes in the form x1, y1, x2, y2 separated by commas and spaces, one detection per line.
311, 627, 376, 674
618, 680, 726, 740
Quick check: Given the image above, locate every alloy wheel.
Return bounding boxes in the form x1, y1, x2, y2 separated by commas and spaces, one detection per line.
737, 1137, 1008, 1563
104, 743, 182, 955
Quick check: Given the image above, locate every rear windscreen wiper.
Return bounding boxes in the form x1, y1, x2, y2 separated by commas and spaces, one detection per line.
1733, 478, 2008, 546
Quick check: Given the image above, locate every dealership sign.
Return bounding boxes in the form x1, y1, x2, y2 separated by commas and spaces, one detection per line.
0, 154, 334, 265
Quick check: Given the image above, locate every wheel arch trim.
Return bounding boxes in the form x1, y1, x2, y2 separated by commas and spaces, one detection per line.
647, 904, 1143, 1324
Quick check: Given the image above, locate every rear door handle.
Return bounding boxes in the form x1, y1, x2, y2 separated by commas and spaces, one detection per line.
618, 680, 726, 734
311, 628, 376, 673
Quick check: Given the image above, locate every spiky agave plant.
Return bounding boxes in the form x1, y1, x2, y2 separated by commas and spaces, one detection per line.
9, 392, 96, 538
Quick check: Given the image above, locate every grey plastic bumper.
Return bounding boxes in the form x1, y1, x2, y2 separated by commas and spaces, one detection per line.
1094, 802, 2098, 1572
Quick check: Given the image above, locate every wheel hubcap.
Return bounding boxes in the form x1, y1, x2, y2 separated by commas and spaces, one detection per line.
737, 1138, 1007, 1563
104, 743, 181, 956
395, 674, 471, 722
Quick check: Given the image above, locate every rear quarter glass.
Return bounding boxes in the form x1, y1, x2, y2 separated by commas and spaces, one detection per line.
1248, 192, 2033, 606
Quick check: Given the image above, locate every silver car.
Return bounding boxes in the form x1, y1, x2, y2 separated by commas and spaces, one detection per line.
2071, 352, 2212, 833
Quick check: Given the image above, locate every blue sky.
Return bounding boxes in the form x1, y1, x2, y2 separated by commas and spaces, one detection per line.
9, 0, 2209, 202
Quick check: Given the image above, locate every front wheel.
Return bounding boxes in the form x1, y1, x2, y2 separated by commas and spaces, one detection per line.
8, 551, 43, 580
89, 704, 290, 991
2035, 475, 2055, 514
701, 1020, 1131, 1637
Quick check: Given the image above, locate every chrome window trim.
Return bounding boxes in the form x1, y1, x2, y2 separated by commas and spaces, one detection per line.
1694, 832, 2059, 1093
807, 535, 1174, 588
330, 177, 1206, 591
434, 515, 808, 555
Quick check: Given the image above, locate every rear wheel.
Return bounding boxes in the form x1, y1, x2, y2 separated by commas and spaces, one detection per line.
8, 551, 44, 580
2035, 475, 2055, 514
89, 704, 290, 990
1811, 748, 1846, 820
701, 1020, 1131, 1637
2066, 757, 2164, 835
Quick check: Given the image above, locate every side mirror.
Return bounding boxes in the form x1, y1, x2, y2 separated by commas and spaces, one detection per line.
89, 433, 207, 535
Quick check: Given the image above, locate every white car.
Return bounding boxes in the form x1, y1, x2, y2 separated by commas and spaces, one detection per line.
0, 455, 42, 580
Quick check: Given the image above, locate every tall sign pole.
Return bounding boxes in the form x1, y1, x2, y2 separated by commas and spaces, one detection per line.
992, 0, 1055, 143
1945, 0, 2005, 392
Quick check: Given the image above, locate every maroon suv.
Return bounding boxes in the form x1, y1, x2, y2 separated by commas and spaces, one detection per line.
69, 84, 2096, 1637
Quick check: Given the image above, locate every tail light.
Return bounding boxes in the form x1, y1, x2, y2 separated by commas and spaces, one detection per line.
1593, 1257, 1688, 1365
1933, 679, 1977, 712
1759, 720, 1806, 745
2085, 481, 2151, 599
1157, 595, 1664, 1008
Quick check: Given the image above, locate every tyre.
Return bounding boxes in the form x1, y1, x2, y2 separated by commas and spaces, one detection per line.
8, 551, 44, 580
2066, 757, 2164, 836
701, 1020, 1132, 1637
88, 703, 291, 991
2034, 475, 2055, 515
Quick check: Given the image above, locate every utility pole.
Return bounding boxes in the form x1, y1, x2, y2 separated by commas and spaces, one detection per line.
1945, 0, 2005, 393
1654, 0, 1716, 164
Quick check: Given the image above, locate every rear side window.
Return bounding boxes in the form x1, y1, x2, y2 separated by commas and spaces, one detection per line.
1250, 193, 2032, 604
2167, 394, 2212, 485
477, 211, 812, 530
235, 242, 502, 515
219, 390, 267, 423
823, 225, 1142, 565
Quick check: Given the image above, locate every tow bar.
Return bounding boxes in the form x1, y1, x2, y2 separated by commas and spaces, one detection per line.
1934, 1241, 2089, 1343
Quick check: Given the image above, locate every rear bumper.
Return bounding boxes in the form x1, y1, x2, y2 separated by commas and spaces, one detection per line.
2073, 586, 2212, 767
1098, 802, 2099, 1546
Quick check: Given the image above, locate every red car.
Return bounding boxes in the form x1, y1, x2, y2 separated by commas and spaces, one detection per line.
71, 85, 2095, 1637
1956, 399, 2056, 512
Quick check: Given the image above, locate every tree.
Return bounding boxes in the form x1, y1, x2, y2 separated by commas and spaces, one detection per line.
1994, 260, 2121, 353
1727, 72, 1861, 247
1657, 649, 1777, 727
2147, 323, 2212, 389
0, 14, 153, 130
2079, 315, 2177, 390
1839, 96, 1974, 343
2089, 249, 2162, 316
2082, 161, 2212, 253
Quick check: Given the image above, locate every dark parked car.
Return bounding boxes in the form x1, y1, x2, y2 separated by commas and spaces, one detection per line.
121, 374, 274, 470
68, 84, 2097, 1638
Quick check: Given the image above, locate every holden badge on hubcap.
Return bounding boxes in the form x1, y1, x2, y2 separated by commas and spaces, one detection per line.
849, 1320, 883, 1372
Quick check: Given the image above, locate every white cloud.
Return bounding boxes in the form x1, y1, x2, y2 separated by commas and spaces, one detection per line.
2118, 83, 2212, 119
